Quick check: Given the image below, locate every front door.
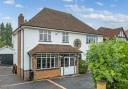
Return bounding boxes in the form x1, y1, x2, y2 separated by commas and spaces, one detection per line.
61, 57, 76, 76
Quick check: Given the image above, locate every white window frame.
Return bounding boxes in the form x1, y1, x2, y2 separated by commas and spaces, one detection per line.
36, 53, 57, 70
86, 35, 98, 44
62, 32, 69, 43
39, 30, 51, 42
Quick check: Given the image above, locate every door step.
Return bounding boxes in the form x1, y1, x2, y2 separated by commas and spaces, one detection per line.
62, 74, 79, 78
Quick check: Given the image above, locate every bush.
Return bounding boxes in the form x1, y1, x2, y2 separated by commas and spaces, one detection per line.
87, 40, 128, 89
79, 60, 88, 74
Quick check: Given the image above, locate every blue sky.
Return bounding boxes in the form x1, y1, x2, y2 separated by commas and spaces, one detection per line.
0, 0, 128, 30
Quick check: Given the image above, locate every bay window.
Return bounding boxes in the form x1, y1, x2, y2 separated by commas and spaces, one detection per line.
36, 54, 58, 69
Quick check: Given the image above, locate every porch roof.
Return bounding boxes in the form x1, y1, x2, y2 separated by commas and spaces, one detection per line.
28, 44, 82, 55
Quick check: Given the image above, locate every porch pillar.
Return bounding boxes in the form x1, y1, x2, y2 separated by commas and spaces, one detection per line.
32, 55, 37, 80
76, 54, 79, 74
58, 53, 61, 67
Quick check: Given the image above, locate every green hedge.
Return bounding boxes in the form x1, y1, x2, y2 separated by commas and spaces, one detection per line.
79, 60, 88, 74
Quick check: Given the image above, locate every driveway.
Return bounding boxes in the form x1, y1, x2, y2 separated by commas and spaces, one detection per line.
51, 73, 95, 89
0, 65, 95, 89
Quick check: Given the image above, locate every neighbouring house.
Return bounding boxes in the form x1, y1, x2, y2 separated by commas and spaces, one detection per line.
0, 46, 14, 65
98, 27, 128, 41
13, 8, 103, 80
125, 30, 128, 38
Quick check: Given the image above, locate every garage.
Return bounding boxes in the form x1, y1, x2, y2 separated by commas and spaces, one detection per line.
0, 47, 14, 65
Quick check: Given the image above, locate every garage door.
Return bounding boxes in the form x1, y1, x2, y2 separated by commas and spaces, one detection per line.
0, 54, 13, 65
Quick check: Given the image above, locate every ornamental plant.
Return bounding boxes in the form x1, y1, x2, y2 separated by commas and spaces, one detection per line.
86, 40, 128, 89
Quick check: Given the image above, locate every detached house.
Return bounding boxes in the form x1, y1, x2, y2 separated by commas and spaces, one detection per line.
98, 27, 128, 41
13, 8, 103, 80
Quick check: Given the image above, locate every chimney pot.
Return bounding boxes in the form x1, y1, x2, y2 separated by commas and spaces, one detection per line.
18, 13, 24, 26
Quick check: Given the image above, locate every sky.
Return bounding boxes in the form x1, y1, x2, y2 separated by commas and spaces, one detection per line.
0, 0, 128, 31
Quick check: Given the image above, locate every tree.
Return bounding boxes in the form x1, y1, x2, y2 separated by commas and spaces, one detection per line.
5, 23, 12, 46
86, 40, 128, 89
0, 23, 5, 47
0, 23, 13, 47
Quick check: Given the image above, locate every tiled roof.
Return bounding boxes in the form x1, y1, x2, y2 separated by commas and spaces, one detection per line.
98, 27, 125, 38
23, 8, 100, 35
28, 44, 82, 55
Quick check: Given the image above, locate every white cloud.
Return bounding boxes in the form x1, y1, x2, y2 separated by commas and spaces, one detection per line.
96, 2, 104, 6
15, 4, 24, 8
62, 0, 73, 2
2, 16, 12, 21
3, 0, 15, 5
65, 4, 128, 29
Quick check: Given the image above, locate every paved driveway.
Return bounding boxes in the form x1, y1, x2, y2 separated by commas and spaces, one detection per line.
51, 73, 95, 89
0, 65, 95, 89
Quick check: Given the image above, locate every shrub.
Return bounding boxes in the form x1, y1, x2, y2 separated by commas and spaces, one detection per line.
87, 40, 128, 89
79, 60, 88, 74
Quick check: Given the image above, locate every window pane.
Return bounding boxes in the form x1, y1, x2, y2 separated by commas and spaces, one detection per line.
65, 58, 69, 67
41, 54, 46, 57
39, 34, 43, 41
37, 58, 41, 69
61, 58, 64, 67
51, 58, 55, 68
62, 32, 69, 43
44, 33, 47, 41
70, 58, 75, 66
47, 58, 50, 68
42, 58, 46, 68
55, 56, 58, 67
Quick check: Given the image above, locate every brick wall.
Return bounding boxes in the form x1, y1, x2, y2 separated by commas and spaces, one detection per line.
17, 30, 21, 76
34, 68, 61, 80
32, 55, 61, 80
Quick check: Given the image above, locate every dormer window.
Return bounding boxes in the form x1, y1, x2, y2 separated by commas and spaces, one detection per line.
39, 29, 51, 42
62, 32, 69, 43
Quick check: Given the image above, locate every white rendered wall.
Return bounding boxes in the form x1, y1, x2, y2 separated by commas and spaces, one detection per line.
13, 34, 18, 65
21, 27, 103, 70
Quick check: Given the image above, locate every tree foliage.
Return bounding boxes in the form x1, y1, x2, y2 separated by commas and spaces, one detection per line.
0, 23, 12, 47
86, 40, 128, 89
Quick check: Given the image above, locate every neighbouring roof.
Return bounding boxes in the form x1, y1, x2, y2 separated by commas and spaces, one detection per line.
22, 8, 100, 35
125, 30, 128, 38
97, 27, 126, 38
28, 44, 82, 55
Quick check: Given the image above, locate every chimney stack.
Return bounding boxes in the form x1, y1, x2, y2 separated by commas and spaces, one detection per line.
18, 13, 24, 26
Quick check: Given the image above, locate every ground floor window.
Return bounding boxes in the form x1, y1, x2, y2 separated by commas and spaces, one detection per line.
36, 53, 58, 69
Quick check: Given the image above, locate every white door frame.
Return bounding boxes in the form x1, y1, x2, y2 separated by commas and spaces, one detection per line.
61, 56, 76, 76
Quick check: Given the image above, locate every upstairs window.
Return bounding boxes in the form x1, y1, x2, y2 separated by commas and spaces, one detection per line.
62, 32, 69, 43
118, 31, 125, 38
39, 29, 51, 42
86, 35, 98, 44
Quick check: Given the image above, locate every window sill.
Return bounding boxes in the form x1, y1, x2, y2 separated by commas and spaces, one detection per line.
36, 67, 59, 71
39, 40, 52, 42
62, 42, 69, 43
